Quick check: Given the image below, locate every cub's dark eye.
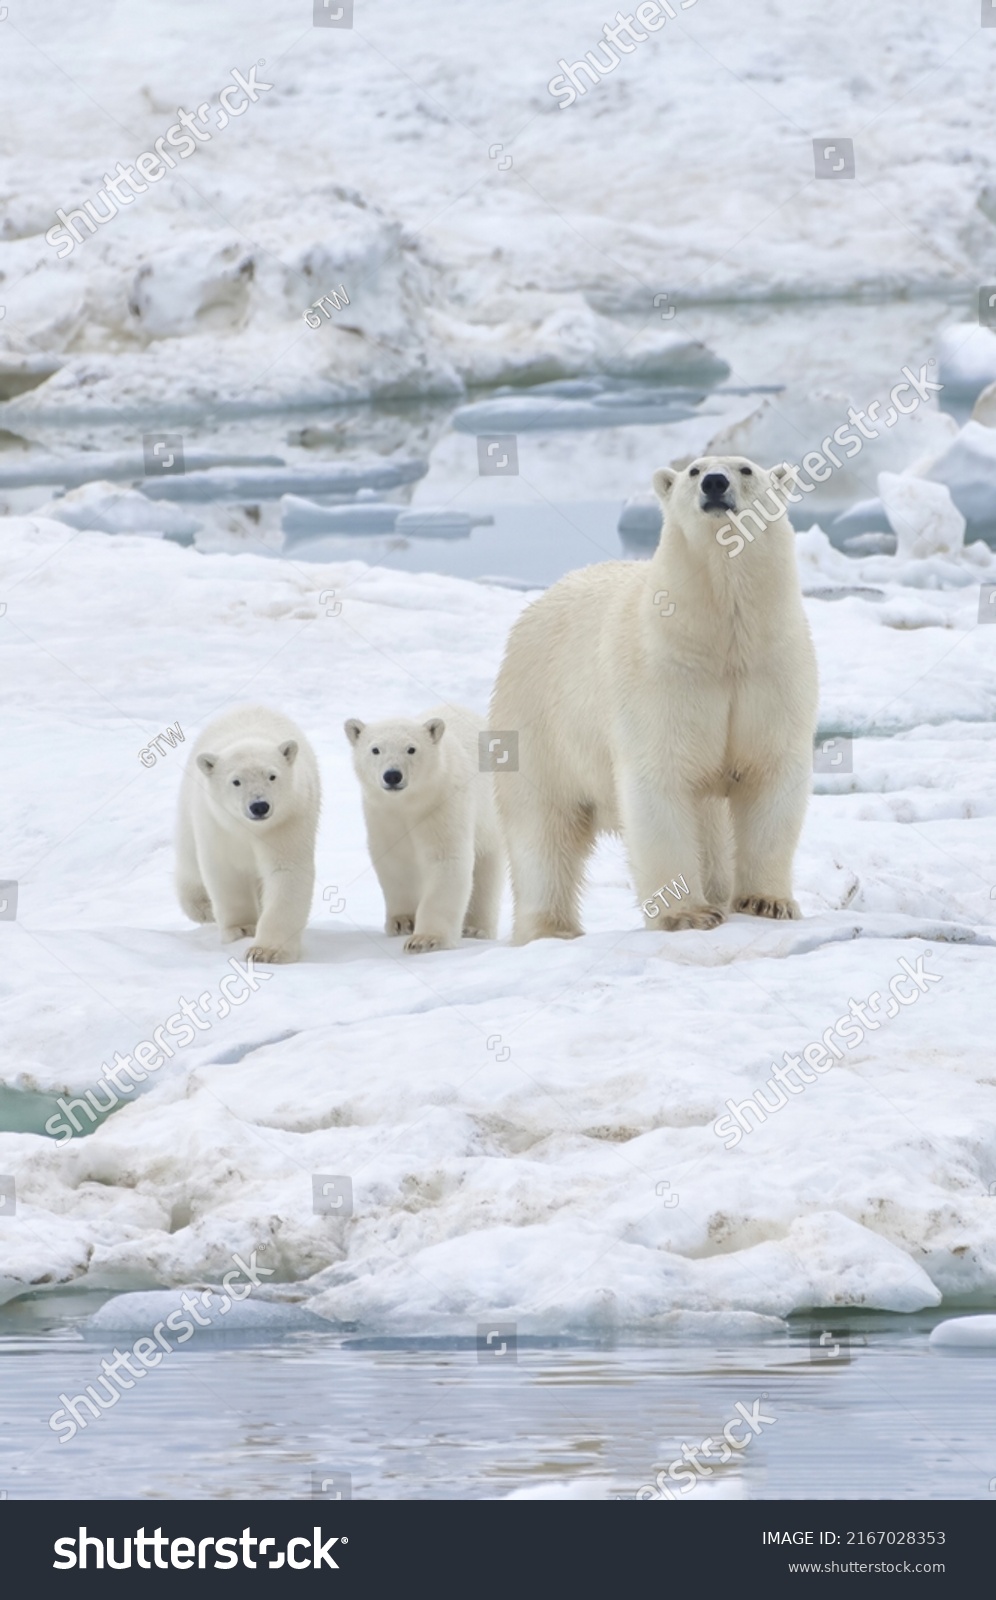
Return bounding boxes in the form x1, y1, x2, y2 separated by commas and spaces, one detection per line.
407, 746, 416, 755
371, 747, 380, 755
689, 467, 700, 477
232, 779, 241, 787
269, 774, 276, 781
740, 466, 753, 476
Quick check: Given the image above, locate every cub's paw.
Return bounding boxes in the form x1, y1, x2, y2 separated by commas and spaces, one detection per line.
515, 919, 583, 945
461, 925, 493, 940
245, 943, 298, 965
656, 906, 725, 931
404, 933, 452, 954
734, 896, 799, 921
387, 915, 415, 936
222, 924, 257, 942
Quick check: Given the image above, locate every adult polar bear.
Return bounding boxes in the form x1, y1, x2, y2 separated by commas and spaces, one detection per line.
490, 456, 818, 944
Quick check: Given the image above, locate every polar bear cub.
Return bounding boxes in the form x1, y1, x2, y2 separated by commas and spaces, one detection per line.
176, 705, 320, 964
490, 455, 819, 944
345, 704, 503, 953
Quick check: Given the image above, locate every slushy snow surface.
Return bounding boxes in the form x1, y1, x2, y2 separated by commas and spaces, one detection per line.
1, 515, 995, 1334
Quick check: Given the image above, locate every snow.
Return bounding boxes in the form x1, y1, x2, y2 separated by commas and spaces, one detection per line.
2, 1, 996, 419
280, 497, 493, 541
1, 515, 995, 1331
937, 325, 996, 401
86, 1288, 326, 1335
924, 419, 996, 536
930, 1315, 996, 1349
704, 391, 959, 512
1, 0, 995, 1338
281, 498, 407, 538
0, 451, 283, 490
35, 481, 202, 540
140, 460, 428, 502
877, 473, 965, 561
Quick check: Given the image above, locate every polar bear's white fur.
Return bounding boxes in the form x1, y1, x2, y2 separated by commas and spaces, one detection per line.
176, 705, 320, 964
345, 704, 503, 953
490, 455, 819, 944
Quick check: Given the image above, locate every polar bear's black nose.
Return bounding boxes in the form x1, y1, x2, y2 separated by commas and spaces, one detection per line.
249, 800, 270, 818
701, 472, 730, 498
383, 769, 404, 788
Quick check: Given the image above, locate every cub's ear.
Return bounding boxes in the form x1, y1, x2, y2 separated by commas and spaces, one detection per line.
196, 753, 217, 776
279, 739, 298, 766
424, 718, 445, 744
652, 468, 676, 502
344, 719, 365, 745
770, 462, 798, 489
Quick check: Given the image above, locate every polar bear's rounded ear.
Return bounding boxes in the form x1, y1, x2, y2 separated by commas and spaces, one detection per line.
279, 739, 298, 766
652, 468, 676, 502
770, 462, 798, 489
196, 753, 217, 776
424, 718, 445, 744
344, 719, 365, 744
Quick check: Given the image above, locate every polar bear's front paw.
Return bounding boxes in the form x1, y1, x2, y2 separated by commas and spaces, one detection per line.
222, 923, 257, 941
657, 906, 725, 931
245, 942, 298, 964
734, 895, 799, 921
404, 933, 452, 954
387, 915, 415, 936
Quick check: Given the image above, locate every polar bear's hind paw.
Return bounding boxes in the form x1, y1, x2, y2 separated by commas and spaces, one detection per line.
245, 943, 298, 964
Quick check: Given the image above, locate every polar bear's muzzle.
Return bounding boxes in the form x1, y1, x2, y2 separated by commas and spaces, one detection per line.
699, 470, 735, 513
381, 768, 407, 791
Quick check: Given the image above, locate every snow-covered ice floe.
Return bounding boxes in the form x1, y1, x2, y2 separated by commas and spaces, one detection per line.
2, 1, 995, 425
0, 451, 284, 491
0, 516, 995, 1332
35, 482, 202, 541
141, 460, 428, 502
280, 496, 493, 542
85, 1288, 328, 1336
929, 1315, 996, 1349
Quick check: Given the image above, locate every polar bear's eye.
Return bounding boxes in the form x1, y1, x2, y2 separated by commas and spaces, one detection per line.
232, 779, 241, 787
269, 773, 276, 781
740, 466, 753, 476
407, 746, 416, 754
371, 746, 380, 755
689, 466, 700, 477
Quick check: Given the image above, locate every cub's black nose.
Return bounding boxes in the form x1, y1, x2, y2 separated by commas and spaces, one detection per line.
701, 472, 730, 498
249, 800, 270, 818
383, 769, 404, 788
